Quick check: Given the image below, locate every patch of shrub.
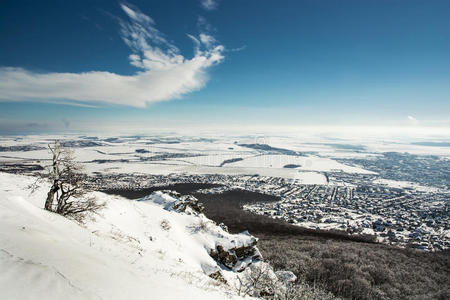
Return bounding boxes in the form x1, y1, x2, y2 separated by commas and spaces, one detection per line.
160, 219, 171, 231
258, 234, 450, 300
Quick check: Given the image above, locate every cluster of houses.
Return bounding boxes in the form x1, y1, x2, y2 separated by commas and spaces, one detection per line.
87, 171, 449, 252
243, 181, 449, 252
336, 152, 449, 190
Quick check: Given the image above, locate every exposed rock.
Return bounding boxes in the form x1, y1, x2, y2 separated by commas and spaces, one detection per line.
275, 270, 297, 284
159, 190, 181, 198
209, 231, 262, 271
172, 194, 204, 214
210, 245, 238, 269
218, 222, 229, 232
235, 244, 257, 259
233, 258, 253, 272
144, 190, 203, 215
201, 264, 227, 284
208, 271, 228, 284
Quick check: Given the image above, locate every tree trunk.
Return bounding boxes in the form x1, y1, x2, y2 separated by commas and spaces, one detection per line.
45, 181, 59, 211
56, 192, 67, 214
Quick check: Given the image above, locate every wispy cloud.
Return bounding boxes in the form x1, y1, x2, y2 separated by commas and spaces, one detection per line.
407, 115, 419, 125
0, 3, 224, 107
228, 45, 247, 52
197, 16, 214, 32
200, 0, 219, 11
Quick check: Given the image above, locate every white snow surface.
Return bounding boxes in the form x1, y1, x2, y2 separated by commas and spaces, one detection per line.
0, 135, 380, 183
2, 133, 448, 184
0, 172, 255, 300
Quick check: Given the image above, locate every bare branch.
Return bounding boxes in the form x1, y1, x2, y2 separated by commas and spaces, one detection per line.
44, 141, 105, 222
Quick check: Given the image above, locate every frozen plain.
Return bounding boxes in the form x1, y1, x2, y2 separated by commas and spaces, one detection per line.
1, 132, 449, 251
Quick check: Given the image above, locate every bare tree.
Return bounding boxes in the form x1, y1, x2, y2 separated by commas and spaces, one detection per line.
234, 264, 277, 298
233, 264, 335, 300
44, 141, 104, 222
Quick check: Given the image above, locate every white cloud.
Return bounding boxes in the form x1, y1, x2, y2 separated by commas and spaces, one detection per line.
407, 115, 419, 125
199, 33, 216, 48
200, 0, 219, 11
0, 3, 224, 107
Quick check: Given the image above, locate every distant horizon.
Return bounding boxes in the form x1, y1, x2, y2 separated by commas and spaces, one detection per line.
2, 124, 450, 142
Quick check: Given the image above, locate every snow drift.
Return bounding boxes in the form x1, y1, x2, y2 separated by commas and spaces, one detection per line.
0, 172, 287, 299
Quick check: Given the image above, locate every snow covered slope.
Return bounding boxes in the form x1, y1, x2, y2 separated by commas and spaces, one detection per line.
0, 172, 259, 300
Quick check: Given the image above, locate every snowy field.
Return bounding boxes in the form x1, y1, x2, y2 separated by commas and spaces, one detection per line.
0, 172, 279, 300
1, 133, 449, 252
1, 133, 448, 185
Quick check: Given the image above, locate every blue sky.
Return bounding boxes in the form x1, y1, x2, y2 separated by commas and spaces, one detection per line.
1, 0, 449, 134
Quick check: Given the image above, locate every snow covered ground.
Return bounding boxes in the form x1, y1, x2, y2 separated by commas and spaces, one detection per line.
1, 133, 435, 183
0, 172, 270, 300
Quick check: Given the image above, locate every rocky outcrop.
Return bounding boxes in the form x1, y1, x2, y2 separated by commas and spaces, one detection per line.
209, 231, 262, 272
218, 223, 228, 232
275, 270, 297, 284
143, 190, 263, 279
201, 264, 228, 284
208, 270, 228, 284
150, 190, 204, 214
210, 245, 238, 269
172, 194, 204, 214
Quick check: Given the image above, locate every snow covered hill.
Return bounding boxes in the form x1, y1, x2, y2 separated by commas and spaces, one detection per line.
0, 172, 274, 300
